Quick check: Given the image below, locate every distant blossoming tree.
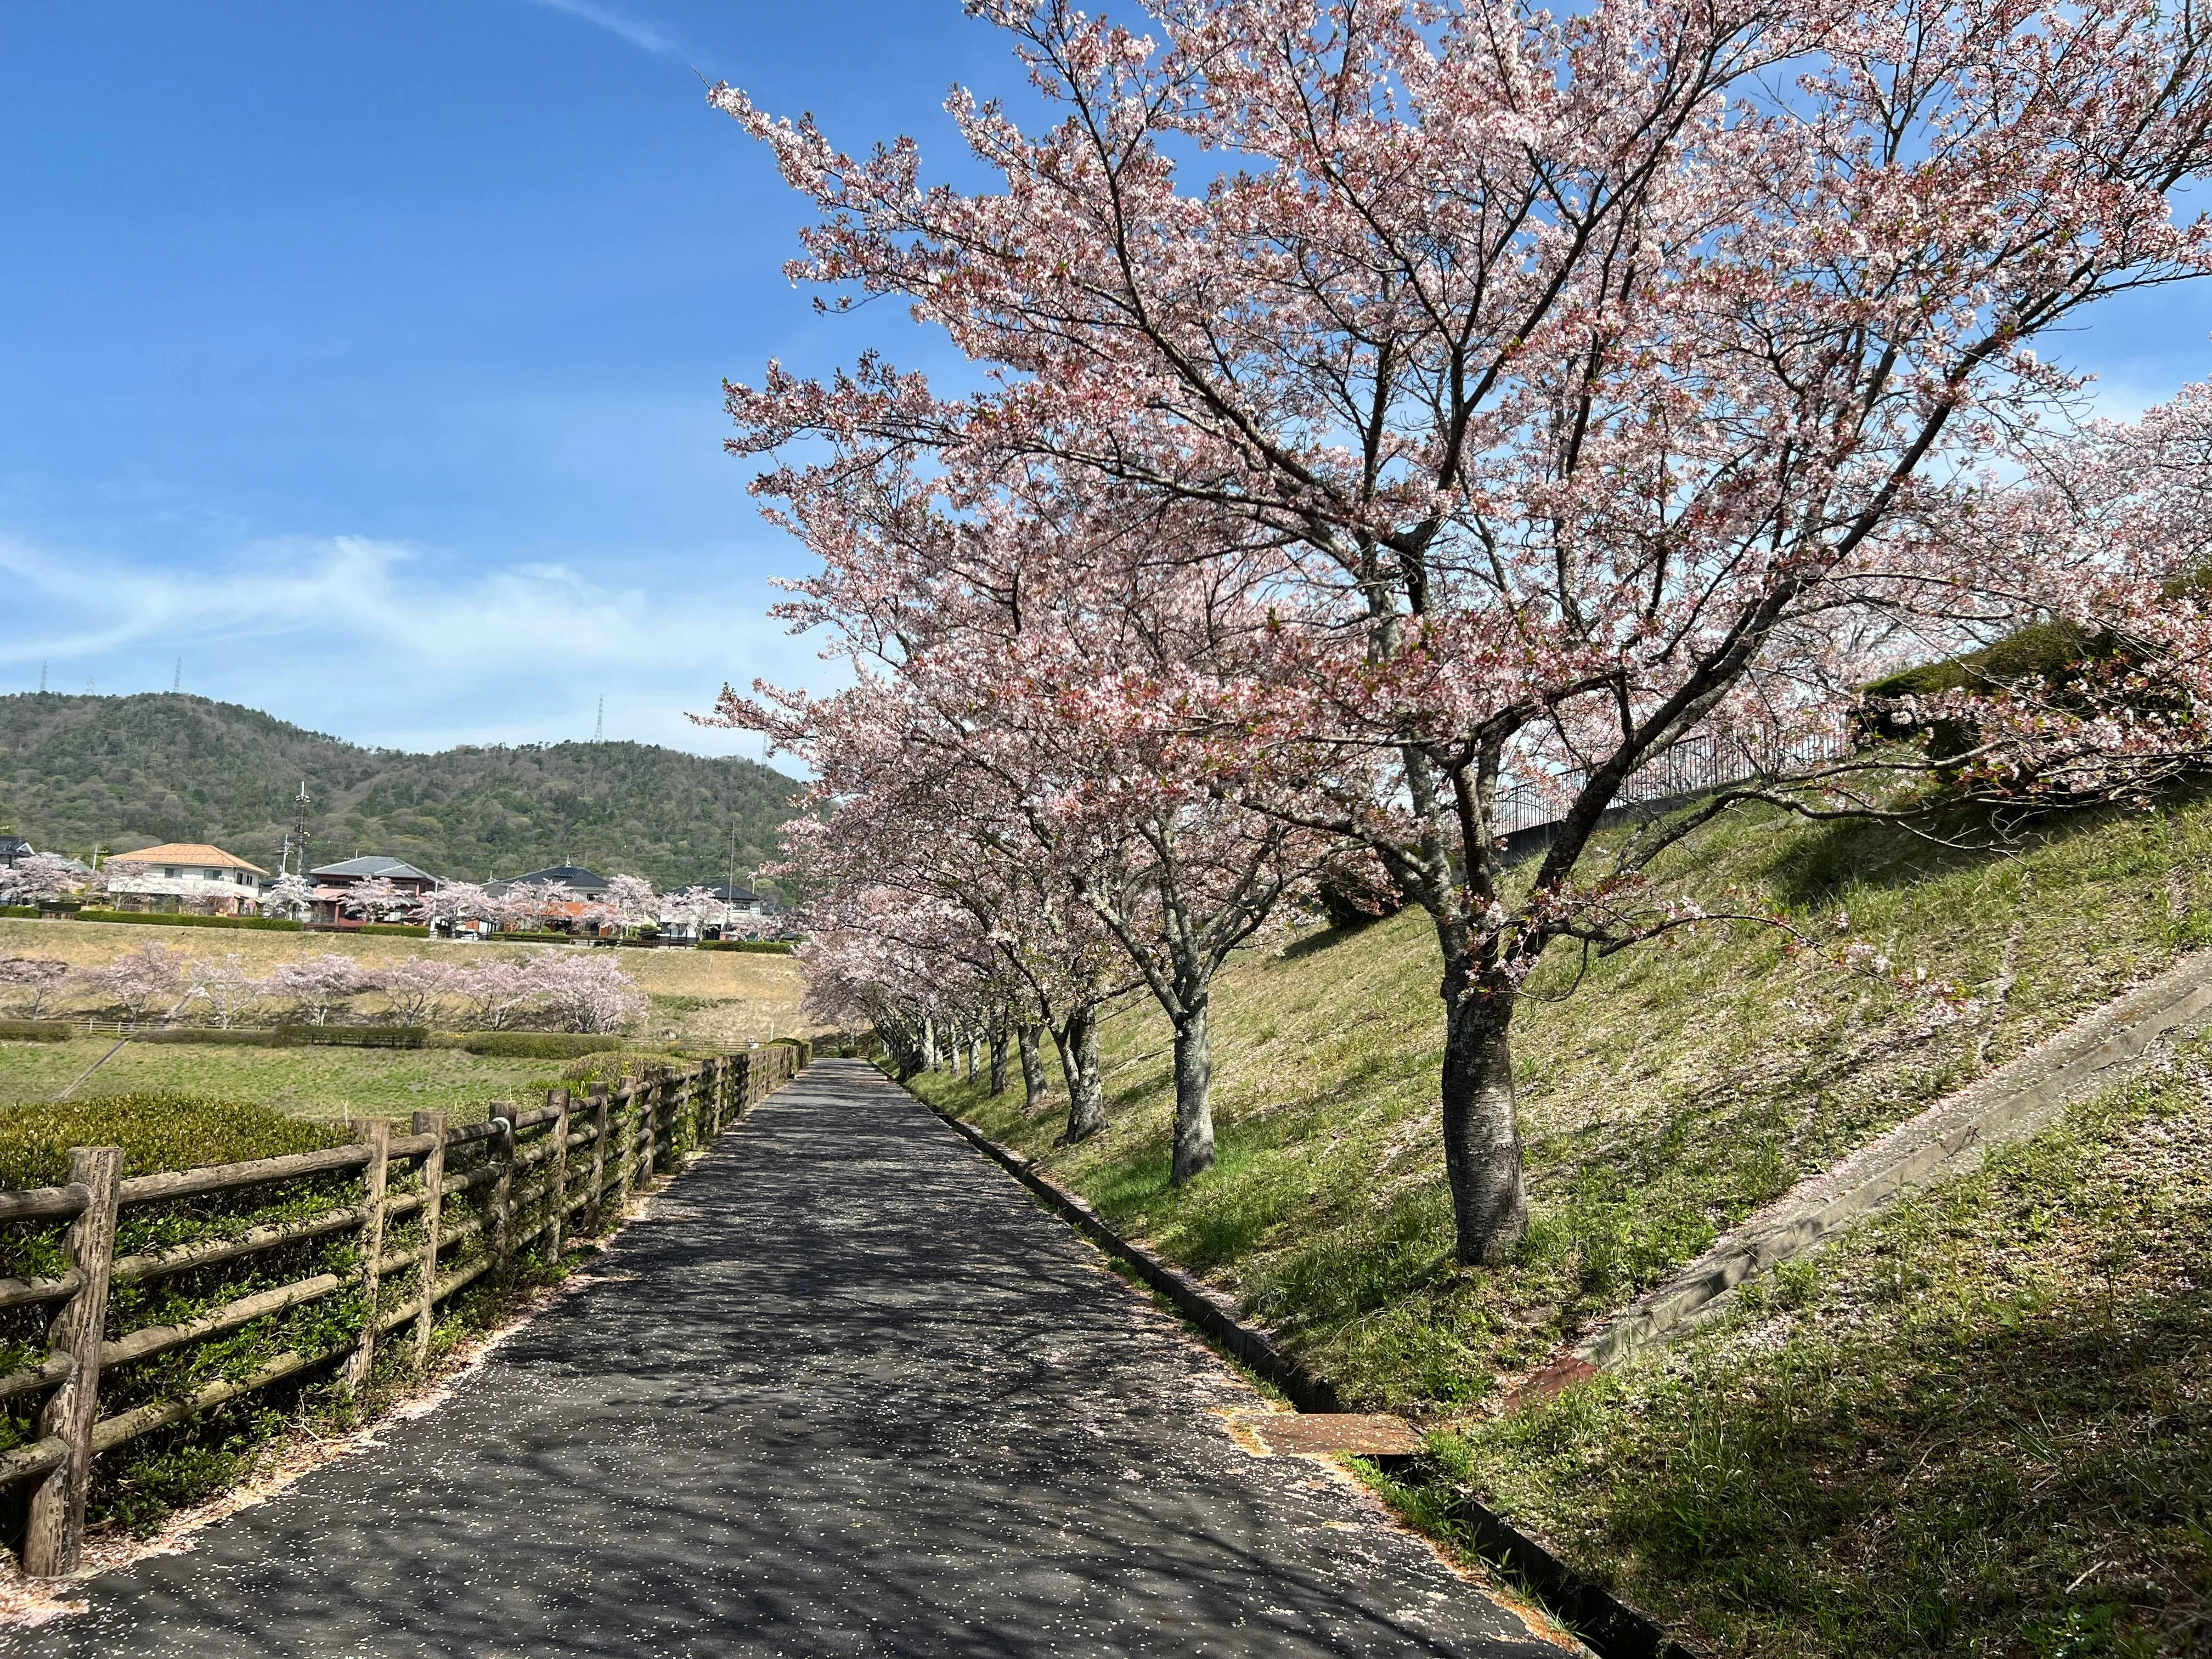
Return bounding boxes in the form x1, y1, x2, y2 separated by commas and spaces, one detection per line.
261, 953, 382, 1026
80, 943, 193, 1024
259, 873, 315, 921
529, 955, 648, 1034
1, 853, 82, 905
0, 956, 71, 1018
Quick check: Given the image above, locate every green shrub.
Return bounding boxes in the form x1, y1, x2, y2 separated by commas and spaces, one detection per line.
357, 922, 430, 938
0, 1019, 73, 1042
130, 1027, 284, 1047
78, 910, 303, 933
0, 905, 37, 919
0, 1094, 345, 1188
455, 1032, 624, 1059
697, 939, 795, 953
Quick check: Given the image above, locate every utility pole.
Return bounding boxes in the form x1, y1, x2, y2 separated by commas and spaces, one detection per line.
280, 781, 312, 878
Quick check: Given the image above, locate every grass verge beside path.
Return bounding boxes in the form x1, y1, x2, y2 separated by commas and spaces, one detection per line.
1417, 1045, 2212, 1658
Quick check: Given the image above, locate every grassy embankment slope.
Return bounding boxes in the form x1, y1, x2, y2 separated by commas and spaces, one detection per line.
0, 917, 814, 1120
911, 791, 2212, 1656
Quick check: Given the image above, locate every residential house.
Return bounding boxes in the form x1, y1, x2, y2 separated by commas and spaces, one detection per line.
487, 865, 611, 933
306, 855, 440, 927
0, 835, 31, 868
103, 843, 269, 916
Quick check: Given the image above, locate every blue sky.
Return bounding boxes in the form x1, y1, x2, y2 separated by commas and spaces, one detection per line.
3, 3, 2209, 757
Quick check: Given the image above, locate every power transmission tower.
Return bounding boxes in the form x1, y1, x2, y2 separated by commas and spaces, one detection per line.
172, 657, 181, 693
37, 663, 46, 693
594, 696, 605, 743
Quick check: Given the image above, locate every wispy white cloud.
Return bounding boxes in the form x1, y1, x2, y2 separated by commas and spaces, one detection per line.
521, 0, 684, 58
0, 531, 828, 758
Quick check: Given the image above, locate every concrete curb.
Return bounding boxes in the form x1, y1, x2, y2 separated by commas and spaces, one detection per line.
921, 1099, 1707, 1659
1573, 947, 2212, 1370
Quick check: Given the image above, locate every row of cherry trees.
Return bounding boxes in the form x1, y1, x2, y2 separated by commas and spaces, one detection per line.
0, 944, 649, 1034
719, 0, 2212, 1262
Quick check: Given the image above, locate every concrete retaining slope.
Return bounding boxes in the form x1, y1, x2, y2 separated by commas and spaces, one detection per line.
1575, 947, 2212, 1370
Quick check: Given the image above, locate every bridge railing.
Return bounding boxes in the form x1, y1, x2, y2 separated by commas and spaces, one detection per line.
0, 1042, 805, 1576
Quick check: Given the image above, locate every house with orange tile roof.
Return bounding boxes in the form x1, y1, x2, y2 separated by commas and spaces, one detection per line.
103, 842, 271, 917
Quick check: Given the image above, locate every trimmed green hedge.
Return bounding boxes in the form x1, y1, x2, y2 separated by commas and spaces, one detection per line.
0, 1019, 74, 1042
0, 1094, 345, 1189
357, 922, 430, 938
453, 1031, 624, 1059
130, 1027, 284, 1047
0, 905, 38, 919
78, 910, 303, 933
698, 939, 795, 953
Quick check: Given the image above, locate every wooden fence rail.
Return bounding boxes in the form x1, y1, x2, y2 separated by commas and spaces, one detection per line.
0, 1040, 805, 1576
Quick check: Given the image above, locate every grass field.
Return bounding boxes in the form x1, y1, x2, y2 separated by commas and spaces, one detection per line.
909, 785, 2212, 1655
0, 1039, 571, 1124
0, 916, 814, 1049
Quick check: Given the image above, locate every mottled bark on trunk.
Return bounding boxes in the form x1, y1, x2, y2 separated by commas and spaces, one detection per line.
1054, 1008, 1107, 1143
1439, 983, 1528, 1265
1169, 997, 1216, 1186
964, 1032, 977, 1081
988, 1026, 1009, 1094
1018, 1026, 1047, 1114
921, 1018, 939, 1073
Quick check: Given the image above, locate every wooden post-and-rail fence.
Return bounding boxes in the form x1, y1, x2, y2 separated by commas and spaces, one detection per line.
0, 1041, 805, 1576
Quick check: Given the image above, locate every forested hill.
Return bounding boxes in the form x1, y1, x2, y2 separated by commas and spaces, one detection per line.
0, 693, 799, 890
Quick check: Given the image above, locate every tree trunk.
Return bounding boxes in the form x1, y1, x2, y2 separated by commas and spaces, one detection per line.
988, 1025, 1009, 1094
1439, 981, 1528, 1265
1053, 1008, 1107, 1143
963, 1030, 975, 1081
1018, 1026, 1047, 1114
921, 1017, 938, 1072
1169, 995, 1216, 1186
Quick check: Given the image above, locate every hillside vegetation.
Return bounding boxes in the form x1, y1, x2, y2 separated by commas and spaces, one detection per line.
0, 692, 798, 888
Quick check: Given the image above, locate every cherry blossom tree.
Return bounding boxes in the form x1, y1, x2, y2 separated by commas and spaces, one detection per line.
261, 953, 383, 1026
181, 953, 262, 1029
0, 852, 81, 906
379, 958, 466, 1026
259, 872, 315, 921
79, 943, 193, 1024
417, 881, 493, 935
450, 959, 538, 1030
342, 876, 409, 923
719, 0, 2212, 1262
0, 957, 71, 1018
602, 874, 659, 935
529, 955, 648, 1034
715, 468, 1331, 1180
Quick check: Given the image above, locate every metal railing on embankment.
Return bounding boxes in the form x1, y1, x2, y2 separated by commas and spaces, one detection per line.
0, 1041, 806, 1577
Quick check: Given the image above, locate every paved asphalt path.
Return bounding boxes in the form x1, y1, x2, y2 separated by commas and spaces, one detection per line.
7, 1060, 1564, 1657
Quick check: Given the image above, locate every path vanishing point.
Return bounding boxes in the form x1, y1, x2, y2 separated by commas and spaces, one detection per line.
3, 1060, 1565, 1657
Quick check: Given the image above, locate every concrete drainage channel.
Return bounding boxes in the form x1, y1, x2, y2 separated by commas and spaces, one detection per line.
1559, 946, 2212, 1381
923, 1103, 1707, 1659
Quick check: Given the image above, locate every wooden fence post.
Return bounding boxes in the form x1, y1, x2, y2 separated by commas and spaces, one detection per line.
343, 1119, 390, 1392
412, 1111, 445, 1371
691, 1065, 708, 1153
640, 1069, 662, 1183
585, 1084, 610, 1232
23, 1144, 122, 1578
491, 1103, 516, 1273
546, 1088, 571, 1264
612, 1082, 635, 1217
